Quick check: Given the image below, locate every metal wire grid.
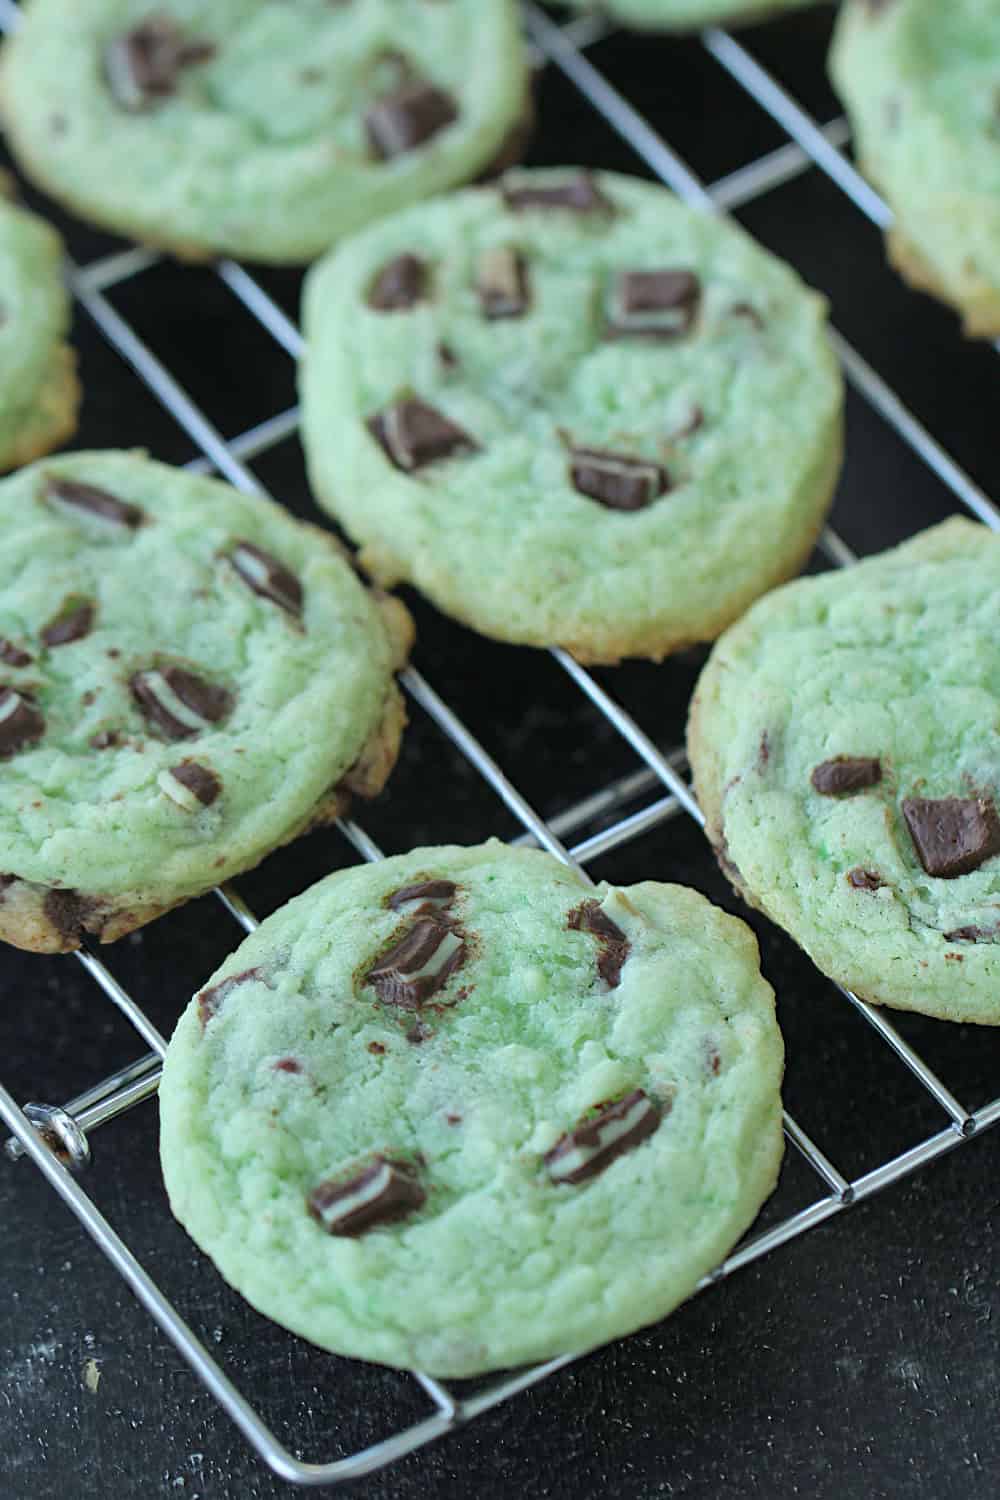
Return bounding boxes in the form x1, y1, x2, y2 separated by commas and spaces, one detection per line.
2, 0, 999, 1485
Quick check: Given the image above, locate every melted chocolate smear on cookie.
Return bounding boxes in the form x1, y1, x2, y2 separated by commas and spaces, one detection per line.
365, 82, 457, 159
46, 478, 145, 531
0, 640, 31, 668
105, 16, 216, 113
308, 1155, 425, 1236
366, 916, 466, 1010
43, 888, 97, 945
368, 398, 477, 472
367, 254, 428, 311
567, 899, 630, 988
902, 796, 1000, 879
544, 1089, 662, 1185
476, 247, 529, 319
811, 757, 882, 796
197, 966, 267, 1028
606, 269, 700, 340
168, 760, 221, 807
569, 448, 670, 512
131, 666, 233, 741
229, 541, 303, 619
502, 172, 611, 215
41, 600, 95, 648
0, 688, 45, 759
387, 879, 457, 913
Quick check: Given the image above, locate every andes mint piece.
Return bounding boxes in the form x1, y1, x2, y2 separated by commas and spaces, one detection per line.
159, 760, 221, 810
43, 888, 95, 943
810, 757, 882, 796
366, 917, 466, 1009
228, 541, 303, 619
568, 898, 631, 988
46, 477, 145, 531
569, 448, 670, 512
607, 269, 700, 339
475, 247, 529, 319
131, 666, 232, 741
308, 1155, 425, 1236
367, 399, 477, 473
41, 600, 95, 648
847, 868, 884, 891
0, 639, 31, 668
105, 16, 215, 112
387, 879, 457, 913
273, 1057, 303, 1074
197, 966, 266, 1028
365, 82, 457, 159
902, 796, 1000, 879
367, 254, 428, 311
0, 688, 45, 759
942, 925, 994, 943
502, 172, 611, 215
544, 1089, 661, 1185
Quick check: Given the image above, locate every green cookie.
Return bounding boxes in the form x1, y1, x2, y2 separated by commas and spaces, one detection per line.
300, 169, 843, 663
0, 450, 412, 953
831, 0, 1000, 337
689, 518, 1000, 1025
0, 0, 529, 265
159, 841, 784, 1376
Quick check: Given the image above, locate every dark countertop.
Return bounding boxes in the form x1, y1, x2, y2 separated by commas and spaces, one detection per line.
4, 6, 1000, 1498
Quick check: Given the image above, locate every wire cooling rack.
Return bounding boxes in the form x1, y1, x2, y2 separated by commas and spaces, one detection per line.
3, 0, 1000, 1487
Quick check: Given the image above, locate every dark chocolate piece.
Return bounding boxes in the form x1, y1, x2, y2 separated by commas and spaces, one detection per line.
367, 1041, 386, 1056
197, 966, 266, 1028
569, 448, 670, 512
365, 82, 457, 159
942, 925, 994, 943
902, 796, 1000, 880
46, 477, 145, 530
366, 917, 466, 1009
387, 879, 457, 912
0, 688, 45, 759
606, 269, 700, 339
475, 247, 529, 319
104, 16, 215, 112
308, 1155, 425, 1236
810, 757, 882, 796
41, 600, 95, 648
567, 898, 631, 988
544, 1089, 662, 1185
0, 639, 31, 668
367, 254, 428, 311
43, 888, 95, 944
229, 541, 303, 619
847, 868, 884, 891
130, 666, 233, 741
168, 761, 221, 807
273, 1057, 302, 1074
502, 172, 611, 215
89, 730, 119, 750
367, 398, 477, 472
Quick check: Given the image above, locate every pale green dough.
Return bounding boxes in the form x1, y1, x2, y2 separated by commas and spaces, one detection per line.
831, 0, 1000, 336
300, 170, 843, 664
0, 188, 78, 469
689, 519, 1000, 1025
0, 0, 528, 264
0, 450, 410, 952
564, 0, 819, 31
159, 841, 784, 1376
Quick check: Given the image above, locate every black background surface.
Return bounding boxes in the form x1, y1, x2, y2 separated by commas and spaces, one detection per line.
3, 4, 1000, 1498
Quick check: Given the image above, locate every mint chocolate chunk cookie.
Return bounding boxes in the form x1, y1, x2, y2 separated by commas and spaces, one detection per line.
0, 181, 78, 469
688, 518, 1000, 1024
159, 842, 784, 1376
564, 0, 817, 31
300, 170, 843, 663
0, 451, 412, 954
831, 0, 1000, 337
0, 1, 528, 265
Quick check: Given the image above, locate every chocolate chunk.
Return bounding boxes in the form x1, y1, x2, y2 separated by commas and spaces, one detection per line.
41, 600, 95, 648
847, 868, 884, 891
43, 888, 95, 943
387, 879, 457, 913
160, 760, 221, 810
367, 254, 428, 311
942, 925, 994, 943
365, 82, 457, 159
502, 172, 611, 216
569, 448, 670, 512
273, 1057, 302, 1074
475, 247, 529, 319
228, 541, 303, 619
606, 269, 700, 339
367, 1041, 386, 1055
366, 916, 466, 1009
104, 16, 215, 112
437, 341, 459, 371
405, 1020, 433, 1044
90, 729, 119, 750
131, 666, 233, 741
544, 1089, 662, 1185
197, 966, 266, 1028
568, 899, 631, 987
902, 796, 1000, 879
0, 688, 45, 759
0, 639, 31, 668
46, 477, 145, 531
308, 1155, 425, 1236
367, 398, 477, 473
810, 757, 882, 796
